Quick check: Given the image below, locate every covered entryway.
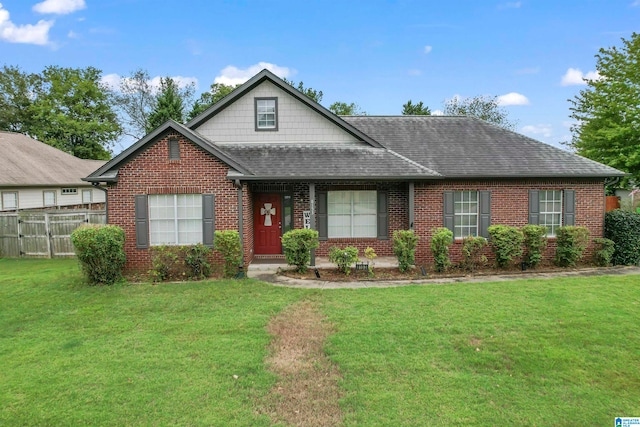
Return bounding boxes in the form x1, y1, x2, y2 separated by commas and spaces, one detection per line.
254, 193, 283, 254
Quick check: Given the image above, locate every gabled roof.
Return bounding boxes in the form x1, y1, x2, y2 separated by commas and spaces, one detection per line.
186, 69, 384, 149
343, 116, 626, 179
84, 120, 253, 183
0, 131, 105, 187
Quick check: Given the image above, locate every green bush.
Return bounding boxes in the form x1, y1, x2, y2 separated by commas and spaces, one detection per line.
393, 230, 419, 273
554, 226, 589, 267
281, 229, 319, 273
488, 225, 524, 268
328, 246, 359, 275
214, 230, 243, 278
461, 235, 488, 272
522, 225, 548, 268
150, 244, 212, 281
593, 237, 615, 267
605, 210, 640, 265
430, 227, 453, 273
71, 224, 126, 285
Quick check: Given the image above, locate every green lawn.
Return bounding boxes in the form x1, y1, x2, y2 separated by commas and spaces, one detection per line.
1, 258, 639, 426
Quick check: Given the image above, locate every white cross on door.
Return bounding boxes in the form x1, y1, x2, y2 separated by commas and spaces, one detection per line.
261, 203, 276, 226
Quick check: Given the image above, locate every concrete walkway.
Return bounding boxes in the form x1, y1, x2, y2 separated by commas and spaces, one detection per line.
248, 258, 640, 289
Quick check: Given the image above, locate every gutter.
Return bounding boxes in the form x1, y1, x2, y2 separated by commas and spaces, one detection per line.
91, 182, 108, 223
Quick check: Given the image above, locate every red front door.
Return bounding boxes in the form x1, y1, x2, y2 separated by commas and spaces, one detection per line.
254, 193, 282, 254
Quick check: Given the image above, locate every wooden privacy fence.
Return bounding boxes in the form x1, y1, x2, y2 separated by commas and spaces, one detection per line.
0, 210, 106, 258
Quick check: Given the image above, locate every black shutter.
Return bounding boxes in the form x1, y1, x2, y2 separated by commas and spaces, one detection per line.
317, 191, 327, 240
479, 191, 491, 238
135, 195, 149, 249
443, 191, 455, 233
377, 191, 389, 239
564, 190, 575, 226
529, 190, 540, 225
202, 194, 215, 248
169, 138, 180, 160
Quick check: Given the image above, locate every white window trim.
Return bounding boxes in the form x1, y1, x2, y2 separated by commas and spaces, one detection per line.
43, 190, 57, 207
148, 194, 202, 246
454, 190, 479, 239
61, 188, 78, 195
82, 189, 92, 203
539, 190, 563, 237
1, 191, 18, 210
255, 97, 278, 131
327, 190, 377, 238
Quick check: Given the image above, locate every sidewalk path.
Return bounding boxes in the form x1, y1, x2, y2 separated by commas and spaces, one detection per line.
250, 265, 640, 289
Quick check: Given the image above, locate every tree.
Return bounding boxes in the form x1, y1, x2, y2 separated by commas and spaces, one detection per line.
443, 95, 517, 130
329, 101, 366, 115
0, 65, 121, 160
568, 32, 640, 185
113, 69, 157, 140
146, 77, 188, 132
187, 82, 239, 121
402, 100, 431, 115
282, 79, 323, 103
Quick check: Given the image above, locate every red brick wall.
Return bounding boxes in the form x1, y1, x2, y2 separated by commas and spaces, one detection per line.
107, 131, 239, 272
413, 179, 605, 265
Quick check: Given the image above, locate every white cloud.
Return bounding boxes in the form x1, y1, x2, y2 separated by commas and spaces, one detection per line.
423, 45, 432, 54
407, 69, 422, 76
33, 0, 86, 15
632, 0, 640, 6
214, 62, 294, 86
521, 124, 553, 138
432, 109, 444, 116
497, 92, 530, 106
101, 74, 199, 93
67, 30, 78, 38
0, 3, 53, 45
498, 1, 522, 9
560, 67, 601, 86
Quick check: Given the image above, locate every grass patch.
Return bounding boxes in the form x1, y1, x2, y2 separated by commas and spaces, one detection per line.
1, 258, 639, 425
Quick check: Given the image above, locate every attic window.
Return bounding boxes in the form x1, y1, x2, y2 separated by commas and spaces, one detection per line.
62, 188, 77, 195
168, 138, 180, 160
255, 97, 278, 131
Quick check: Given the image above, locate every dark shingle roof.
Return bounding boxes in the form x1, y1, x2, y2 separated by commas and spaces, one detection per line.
342, 116, 625, 178
218, 144, 440, 180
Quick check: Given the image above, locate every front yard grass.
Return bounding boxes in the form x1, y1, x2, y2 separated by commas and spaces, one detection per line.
1, 258, 639, 426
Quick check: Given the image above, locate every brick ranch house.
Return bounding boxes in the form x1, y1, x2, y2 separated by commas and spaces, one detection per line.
84, 69, 625, 272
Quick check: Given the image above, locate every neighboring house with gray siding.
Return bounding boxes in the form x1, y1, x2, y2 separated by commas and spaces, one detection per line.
0, 132, 106, 212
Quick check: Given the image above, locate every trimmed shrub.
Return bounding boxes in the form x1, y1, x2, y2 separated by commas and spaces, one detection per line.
71, 224, 125, 285
592, 237, 615, 267
214, 230, 243, 278
329, 246, 359, 275
281, 229, 319, 273
605, 209, 640, 265
430, 227, 453, 273
522, 225, 548, 268
150, 244, 212, 281
461, 235, 488, 272
554, 226, 589, 267
487, 225, 524, 268
393, 230, 419, 273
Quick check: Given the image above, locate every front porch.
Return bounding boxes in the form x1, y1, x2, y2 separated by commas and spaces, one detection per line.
247, 255, 400, 273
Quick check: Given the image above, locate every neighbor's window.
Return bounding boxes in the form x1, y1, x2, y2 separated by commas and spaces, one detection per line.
43, 190, 56, 207
2, 192, 18, 210
82, 189, 92, 203
62, 188, 77, 195
454, 191, 478, 239
539, 190, 563, 236
148, 194, 202, 245
328, 190, 376, 238
255, 98, 277, 130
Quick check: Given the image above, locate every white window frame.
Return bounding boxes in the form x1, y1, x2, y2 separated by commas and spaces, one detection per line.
539, 190, 563, 237
327, 190, 377, 238
255, 98, 277, 130
61, 188, 77, 195
43, 190, 56, 207
454, 191, 478, 239
1, 191, 18, 210
148, 194, 202, 246
82, 189, 92, 203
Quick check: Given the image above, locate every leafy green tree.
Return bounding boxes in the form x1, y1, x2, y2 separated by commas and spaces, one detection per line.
146, 77, 189, 132
443, 95, 517, 130
329, 101, 366, 115
568, 32, 640, 185
282, 78, 323, 103
0, 65, 37, 134
402, 100, 431, 115
187, 82, 239, 121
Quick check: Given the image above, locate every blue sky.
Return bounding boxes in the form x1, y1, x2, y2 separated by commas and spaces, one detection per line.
1, 0, 638, 152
